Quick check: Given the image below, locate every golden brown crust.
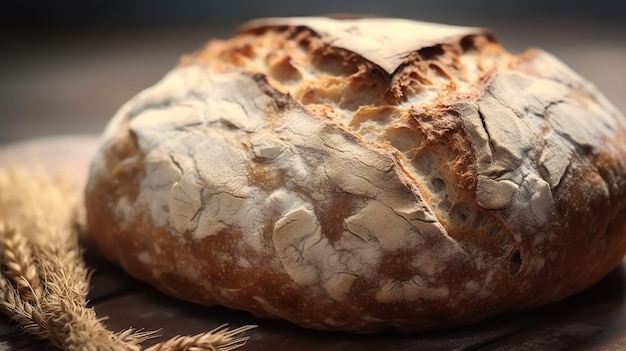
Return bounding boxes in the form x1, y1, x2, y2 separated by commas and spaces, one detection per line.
86, 17, 626, 332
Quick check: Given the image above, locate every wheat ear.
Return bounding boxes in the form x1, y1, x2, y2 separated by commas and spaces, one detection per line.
0, 164, 255, 350
146, 324, 257, 351
0, 166, 146, 350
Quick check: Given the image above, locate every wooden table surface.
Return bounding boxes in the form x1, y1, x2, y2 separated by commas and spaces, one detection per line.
1, 18, 626, 350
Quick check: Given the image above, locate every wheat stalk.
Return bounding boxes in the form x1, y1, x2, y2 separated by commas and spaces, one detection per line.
0, 166, 144, 350
146, 324, 257, 351
0, 165, 255, 350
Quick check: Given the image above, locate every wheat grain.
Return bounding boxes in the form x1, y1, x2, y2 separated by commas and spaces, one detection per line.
0, 226, 43, 303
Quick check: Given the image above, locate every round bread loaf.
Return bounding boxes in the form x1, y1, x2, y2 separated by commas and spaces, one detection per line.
85, 17, 626, 332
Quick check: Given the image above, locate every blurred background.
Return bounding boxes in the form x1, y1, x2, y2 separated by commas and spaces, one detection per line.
1, 0, 625, 144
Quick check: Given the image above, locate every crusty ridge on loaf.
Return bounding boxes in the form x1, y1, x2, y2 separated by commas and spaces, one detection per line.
85, 17, 626, 332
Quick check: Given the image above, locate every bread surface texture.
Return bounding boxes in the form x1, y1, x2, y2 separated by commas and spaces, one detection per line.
85, 17, 626, 332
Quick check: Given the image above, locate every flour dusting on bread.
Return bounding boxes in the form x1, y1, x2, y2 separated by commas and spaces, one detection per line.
86, 17, 626, 332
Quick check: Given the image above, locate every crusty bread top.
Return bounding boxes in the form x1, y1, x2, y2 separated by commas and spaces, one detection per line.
174, 16, 626, 254
88, 17, 626, 330
240, 17, 490, 75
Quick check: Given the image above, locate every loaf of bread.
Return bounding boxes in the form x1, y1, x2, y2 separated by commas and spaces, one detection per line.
85, 17, 626, 332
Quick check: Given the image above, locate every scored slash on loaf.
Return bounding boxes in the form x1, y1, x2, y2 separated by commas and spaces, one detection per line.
85, 17, 626, 332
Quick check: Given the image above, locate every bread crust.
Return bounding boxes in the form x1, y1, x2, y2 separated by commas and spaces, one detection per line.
85, 17, 626, 332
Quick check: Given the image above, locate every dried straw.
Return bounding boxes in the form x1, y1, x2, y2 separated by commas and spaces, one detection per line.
0, 165, 255, 350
